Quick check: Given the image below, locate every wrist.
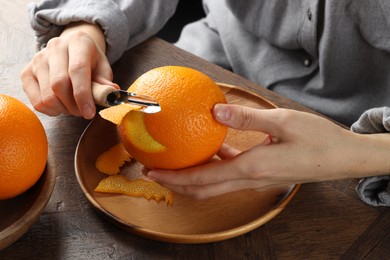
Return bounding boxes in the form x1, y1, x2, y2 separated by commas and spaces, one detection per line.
342, 132, 390, 178
61, 21, 106, 53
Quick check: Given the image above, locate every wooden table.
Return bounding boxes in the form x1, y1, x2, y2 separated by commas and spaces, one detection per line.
1, 1, 389, 259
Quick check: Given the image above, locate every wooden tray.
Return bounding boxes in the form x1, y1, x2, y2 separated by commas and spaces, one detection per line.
0, 152, 56, 250
74, 83, 299, 244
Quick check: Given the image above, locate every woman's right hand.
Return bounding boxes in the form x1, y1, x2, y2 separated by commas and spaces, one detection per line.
21, 22, 114, 119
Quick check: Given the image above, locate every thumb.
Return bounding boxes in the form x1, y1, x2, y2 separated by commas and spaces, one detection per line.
213, 103, 281, 135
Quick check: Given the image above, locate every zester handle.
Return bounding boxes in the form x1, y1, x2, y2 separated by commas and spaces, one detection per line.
91, 82, 117, 107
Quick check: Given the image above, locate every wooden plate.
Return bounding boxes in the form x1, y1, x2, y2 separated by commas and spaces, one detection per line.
74, 83, 300, 244
0, 152, 56, 250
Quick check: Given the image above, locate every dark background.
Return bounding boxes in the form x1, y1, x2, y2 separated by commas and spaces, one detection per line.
157, 0, 205, 43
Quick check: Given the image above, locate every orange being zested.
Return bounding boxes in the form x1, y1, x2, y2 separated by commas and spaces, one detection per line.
0, 94, 48, 200
117, 66, 228, 169
96, 66, 227, 204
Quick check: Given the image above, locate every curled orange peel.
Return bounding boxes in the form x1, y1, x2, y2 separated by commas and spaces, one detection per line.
95, 143, 132, 175
95, 175, 174, 205
99, 104, 142, 125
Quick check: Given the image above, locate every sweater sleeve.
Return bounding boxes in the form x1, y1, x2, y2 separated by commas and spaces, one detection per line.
28, 0, 179, 64
350, 107, 390, 207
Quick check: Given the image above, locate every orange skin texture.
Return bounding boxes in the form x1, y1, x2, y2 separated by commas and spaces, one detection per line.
117, 66, 228, 170
0, 94, 48, 200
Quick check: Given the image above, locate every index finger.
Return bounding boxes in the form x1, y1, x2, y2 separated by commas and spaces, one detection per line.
68, 37, 96, 119
146, 155, 247, 187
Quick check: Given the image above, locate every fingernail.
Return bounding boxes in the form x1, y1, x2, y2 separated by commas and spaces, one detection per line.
261, 134, 272, 145
214, 104, 231, 122
267, 134, 273, 144
82, 103, 95, 119
145, 170, 157, 181
112, 83, 121, 90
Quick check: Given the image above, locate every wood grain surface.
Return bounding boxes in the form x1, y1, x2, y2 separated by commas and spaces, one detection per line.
0, 1, 389, 259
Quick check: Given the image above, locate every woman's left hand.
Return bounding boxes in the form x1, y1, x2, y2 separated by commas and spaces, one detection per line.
143, 104, 367, 199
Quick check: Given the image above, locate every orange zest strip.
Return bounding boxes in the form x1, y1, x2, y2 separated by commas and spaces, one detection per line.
95, 175, 174, 205
99, 104, 142, 125
95, 143, 132, 175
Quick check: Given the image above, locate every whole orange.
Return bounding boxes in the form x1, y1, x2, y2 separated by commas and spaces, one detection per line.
117, 66, 228, 169
0, 94, 48, 200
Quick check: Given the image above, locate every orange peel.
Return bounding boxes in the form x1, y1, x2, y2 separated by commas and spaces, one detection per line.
99, 104, 142, 125
95, 175, 174, 205
95, 143, 132, 175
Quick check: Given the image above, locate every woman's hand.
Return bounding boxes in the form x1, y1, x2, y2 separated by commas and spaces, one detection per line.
21, 22, 114, 119
144, 104, 376, 199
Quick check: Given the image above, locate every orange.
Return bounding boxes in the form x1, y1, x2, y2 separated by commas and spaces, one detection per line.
0, 94, 48, 200
116, 66, 228, 169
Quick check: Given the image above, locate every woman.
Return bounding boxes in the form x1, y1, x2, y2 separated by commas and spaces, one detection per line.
22, 0, 390, 206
